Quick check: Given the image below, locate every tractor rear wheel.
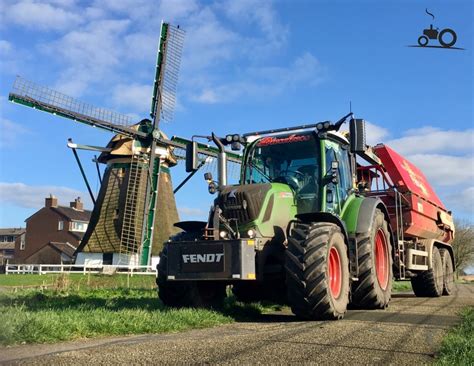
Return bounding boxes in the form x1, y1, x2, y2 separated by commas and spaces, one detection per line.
157, 232, 226, 309
411, 246, 443, 297
351, 209, 393, 309
285, 222, 349, 320
440, 248, 454, 296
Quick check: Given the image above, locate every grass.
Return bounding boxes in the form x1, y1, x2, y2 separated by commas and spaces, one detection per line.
436, 307, 474, 365
392, 280, 413, 293
0, 274, 278, 346
0, 273, 156, 289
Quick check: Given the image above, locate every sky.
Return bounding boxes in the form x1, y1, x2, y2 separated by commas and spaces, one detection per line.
0, 0, 473, 229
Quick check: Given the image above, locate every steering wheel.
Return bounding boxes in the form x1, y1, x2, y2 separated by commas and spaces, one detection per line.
273, 169, 305, 191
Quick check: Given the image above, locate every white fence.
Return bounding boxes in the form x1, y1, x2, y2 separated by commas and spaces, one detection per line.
4, 263, 156, 276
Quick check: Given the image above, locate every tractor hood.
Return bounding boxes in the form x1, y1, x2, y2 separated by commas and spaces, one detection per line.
215, 183, 297, 237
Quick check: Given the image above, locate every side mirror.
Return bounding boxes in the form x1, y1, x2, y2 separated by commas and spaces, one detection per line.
331, 161, 339, 184
185, 141, 199, 172
349, 118, 366, 153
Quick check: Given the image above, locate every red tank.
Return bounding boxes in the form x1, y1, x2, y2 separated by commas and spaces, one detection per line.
371, 144, 454, 244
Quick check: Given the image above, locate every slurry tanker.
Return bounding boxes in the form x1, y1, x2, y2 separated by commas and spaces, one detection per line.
157, 115, 455, 320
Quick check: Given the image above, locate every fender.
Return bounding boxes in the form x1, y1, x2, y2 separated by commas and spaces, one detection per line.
356, 197, 391, 234
419, 239, 456, 270
296, 212, 349, 244
173, 221, 207, 233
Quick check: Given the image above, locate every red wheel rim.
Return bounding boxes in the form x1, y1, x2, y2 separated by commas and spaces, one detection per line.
328, 247, 342, 298
375, 229, 389, 290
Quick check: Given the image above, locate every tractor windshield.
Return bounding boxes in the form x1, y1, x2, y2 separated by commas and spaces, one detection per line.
244, 133, 320, 213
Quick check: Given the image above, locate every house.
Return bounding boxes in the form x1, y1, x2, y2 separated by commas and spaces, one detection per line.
13, 195, 91, 264
0, 228, 25, 265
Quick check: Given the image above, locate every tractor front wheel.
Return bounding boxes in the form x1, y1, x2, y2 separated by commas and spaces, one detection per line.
351, 209, 393, 309
286, 222, 349, 320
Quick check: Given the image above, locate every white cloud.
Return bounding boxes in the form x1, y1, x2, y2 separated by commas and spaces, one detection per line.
444, 187, 474, 217
364, 121, 390, 146
191, 52, 326, 104
0, 182, 93, 210
407, 154, 474, 186
0, 40, 12, 54
386, 127, 474, 155
112, 83, 152, 114
0, 118, 30, 148
4, 1, 83, 31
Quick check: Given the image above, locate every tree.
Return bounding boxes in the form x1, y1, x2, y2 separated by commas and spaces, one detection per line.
452, 220, 474, 277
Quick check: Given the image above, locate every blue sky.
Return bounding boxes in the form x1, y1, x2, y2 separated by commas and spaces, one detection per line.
0, 0, 472, 228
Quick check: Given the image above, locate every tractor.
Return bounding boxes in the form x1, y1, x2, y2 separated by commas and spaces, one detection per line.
157, 115, 455, 320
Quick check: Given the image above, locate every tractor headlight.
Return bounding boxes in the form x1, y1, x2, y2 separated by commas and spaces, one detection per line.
316, 123, 323, 130
219, 230, 228, 239
247, 229, 256, 238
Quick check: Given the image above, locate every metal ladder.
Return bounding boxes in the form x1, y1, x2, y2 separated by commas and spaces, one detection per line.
119, 153, 148, 264
394, 191, 406, 280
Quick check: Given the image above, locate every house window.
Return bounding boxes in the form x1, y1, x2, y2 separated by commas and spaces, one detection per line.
70, 221, 88, 232
58, 221, 64, 230
20, 234, 26, 250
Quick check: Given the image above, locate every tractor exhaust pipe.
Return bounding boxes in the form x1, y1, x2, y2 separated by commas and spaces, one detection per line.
212, 133, 227, 187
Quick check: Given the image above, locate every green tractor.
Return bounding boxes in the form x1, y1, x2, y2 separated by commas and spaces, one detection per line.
157, 114, 396, 320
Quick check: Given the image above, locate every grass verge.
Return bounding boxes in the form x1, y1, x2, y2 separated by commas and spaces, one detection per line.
392, 281, 413, 293
435, 307, 474, 365
0, 284, 277, 346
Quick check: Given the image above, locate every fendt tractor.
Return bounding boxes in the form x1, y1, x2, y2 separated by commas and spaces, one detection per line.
157, 114, 455, 320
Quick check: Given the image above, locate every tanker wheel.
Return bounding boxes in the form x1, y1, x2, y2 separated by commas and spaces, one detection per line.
351, 209, 393, 309
285, 222, 349, 320
418, 35, 429, 47
411, 246, 443, 297
157, 232, 226, 309
440, 248, 454, 296
438, 28, 457, 47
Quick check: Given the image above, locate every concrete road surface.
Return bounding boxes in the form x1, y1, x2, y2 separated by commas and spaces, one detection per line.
1, 284, 473, 365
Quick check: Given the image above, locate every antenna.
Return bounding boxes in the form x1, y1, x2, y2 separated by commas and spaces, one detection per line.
349, 101, 352, 114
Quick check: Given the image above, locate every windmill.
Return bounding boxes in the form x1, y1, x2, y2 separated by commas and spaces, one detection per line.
8, 22, 241, 267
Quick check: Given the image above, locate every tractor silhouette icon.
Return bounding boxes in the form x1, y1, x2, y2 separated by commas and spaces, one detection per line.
417, 9, 457, 48
418, 24, 457, 48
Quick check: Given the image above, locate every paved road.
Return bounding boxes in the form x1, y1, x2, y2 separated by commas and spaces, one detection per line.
2, 284, 473, 365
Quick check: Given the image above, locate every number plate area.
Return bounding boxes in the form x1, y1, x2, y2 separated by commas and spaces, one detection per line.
180, 244, 225, 273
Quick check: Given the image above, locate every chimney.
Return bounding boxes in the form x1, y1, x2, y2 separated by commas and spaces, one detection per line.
45, 194, 58, 208
70, 197, 83, 211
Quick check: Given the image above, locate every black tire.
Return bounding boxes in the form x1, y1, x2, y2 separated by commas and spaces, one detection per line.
411, 246, 443, 297
285, 222, 349, 320
418, 35, 429, 46
438, 28, 457, 47
440, 248, 454, 296
157, 232, 226, 308
351, 209, 393, 309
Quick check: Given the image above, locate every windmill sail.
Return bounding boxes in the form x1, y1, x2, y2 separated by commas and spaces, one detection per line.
9, 77, 142, 138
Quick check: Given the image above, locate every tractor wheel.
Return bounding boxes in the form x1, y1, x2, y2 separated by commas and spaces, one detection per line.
411, 246, 443, 297
438, 28, 457, 47
418, 35, 429, 47
440, 248, 454, 296
157, 232, 227, 309
351, 209, 393, 309
285, 222, 349, 320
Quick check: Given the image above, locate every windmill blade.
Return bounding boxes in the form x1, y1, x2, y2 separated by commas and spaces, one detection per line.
9, 76, 144, 138
150, 23, 185, 124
